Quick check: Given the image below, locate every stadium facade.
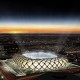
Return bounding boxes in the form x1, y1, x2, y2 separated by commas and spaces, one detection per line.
0, 53, 80, 80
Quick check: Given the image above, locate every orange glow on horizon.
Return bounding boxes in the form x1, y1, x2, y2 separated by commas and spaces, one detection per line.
0, 28, 80, 33
0, 24, 80, 33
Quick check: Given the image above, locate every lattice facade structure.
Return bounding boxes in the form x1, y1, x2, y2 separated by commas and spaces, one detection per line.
12, 54, 70, 73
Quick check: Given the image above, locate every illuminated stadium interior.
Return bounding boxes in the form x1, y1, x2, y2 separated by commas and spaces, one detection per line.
22, 51, 58, 59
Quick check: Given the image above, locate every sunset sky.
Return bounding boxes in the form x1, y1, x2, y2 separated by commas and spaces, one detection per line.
0, 20, 80, 33
0, 0, 80, 34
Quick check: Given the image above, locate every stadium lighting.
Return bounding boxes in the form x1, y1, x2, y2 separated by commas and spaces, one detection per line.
13, 53, 72, 73
22, 51, 57, 59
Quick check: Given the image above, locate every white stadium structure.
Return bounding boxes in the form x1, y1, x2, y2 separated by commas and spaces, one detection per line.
12, 53, 70, 73
1, 51, 79, 77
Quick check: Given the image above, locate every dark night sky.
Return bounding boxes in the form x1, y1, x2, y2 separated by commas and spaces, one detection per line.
0, 1, 80, 18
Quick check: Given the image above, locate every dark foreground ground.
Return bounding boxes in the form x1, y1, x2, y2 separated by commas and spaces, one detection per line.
37, 72, 80, 80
